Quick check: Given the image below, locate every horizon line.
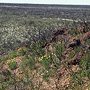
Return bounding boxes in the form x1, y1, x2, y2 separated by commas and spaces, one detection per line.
0, 2, 90, 6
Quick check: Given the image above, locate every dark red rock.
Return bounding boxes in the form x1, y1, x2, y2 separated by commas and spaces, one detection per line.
50, 28, 71, 42
66, 37, 81, 48
79, 31, 90, 41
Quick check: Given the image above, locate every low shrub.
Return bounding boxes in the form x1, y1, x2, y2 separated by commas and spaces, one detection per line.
7, 59, 17, 70
86, 39, 90, 45
29, 40, 45, 57
6, 51, 17, 59
17, 46, 27, 56
70, 70, 83, 86
22, 55, 35, 70
55, 41, 65, 60
39, 54, 51, 70
79, 52, 90, 78
39, 53, 60, 70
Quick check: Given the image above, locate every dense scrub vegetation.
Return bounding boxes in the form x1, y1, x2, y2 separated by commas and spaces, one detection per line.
1, 3, 90, 54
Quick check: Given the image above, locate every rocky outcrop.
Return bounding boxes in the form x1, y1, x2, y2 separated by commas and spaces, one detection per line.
67, 52, 83, 65
52, 28, 65, 36
77, 21, 90, 33
66, 37, 81, 48
54, 22, 90, 90
79, 31, 90, 41
66, 30, 90, 48
50, 28, 71, 42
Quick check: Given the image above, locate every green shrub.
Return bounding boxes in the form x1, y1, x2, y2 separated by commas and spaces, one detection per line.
0, 85, 5, 90
79, 53, 90, 78
39, 53, 60, 70
86, 39, 90, 45
7, 51, 17, 59
22, 55, 35, 70
70, 71, 83, 85
81, 70, 90, 78
40, 54, 51, 70
7, 59, 17, 70
55, 41, 65, 60
50, 53, 60, 69
29, 40, 45, 57
17, 46, 28, 56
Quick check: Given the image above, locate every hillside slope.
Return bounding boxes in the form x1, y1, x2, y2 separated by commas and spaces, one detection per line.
0, 22, 90, 90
